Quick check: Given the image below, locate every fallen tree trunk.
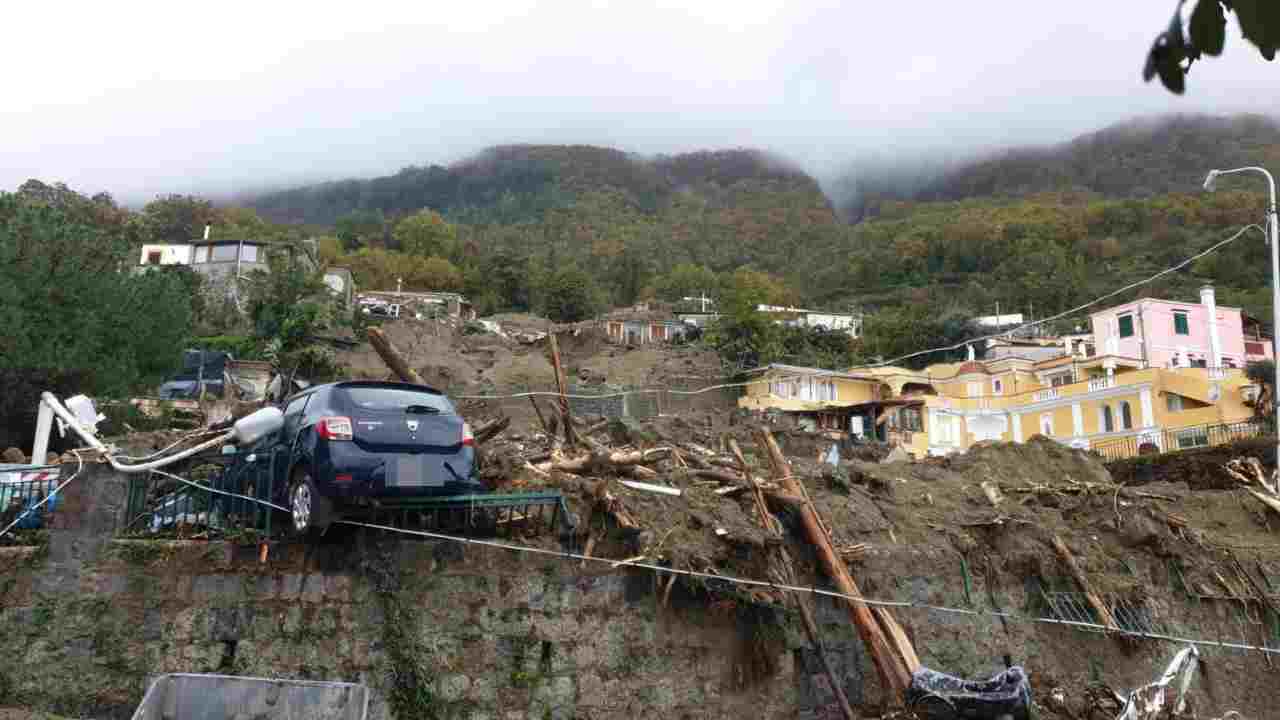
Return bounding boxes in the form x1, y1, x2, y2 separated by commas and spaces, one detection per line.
1051, 534, 1121, 633
366, 327, 426, 385
547, 333, 578, 448
754, 426, 914, 704
729, 438, 856, 720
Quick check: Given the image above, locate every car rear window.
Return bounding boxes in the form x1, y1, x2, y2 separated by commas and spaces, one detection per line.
339, 386, 456, 414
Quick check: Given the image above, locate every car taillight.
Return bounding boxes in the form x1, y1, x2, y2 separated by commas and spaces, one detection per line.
462, 422, 475, 447
317, 416, 353, 441
334, 473, 353, 483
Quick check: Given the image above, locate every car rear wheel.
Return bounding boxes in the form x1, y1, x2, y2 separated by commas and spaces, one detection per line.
289, 473, 331, 539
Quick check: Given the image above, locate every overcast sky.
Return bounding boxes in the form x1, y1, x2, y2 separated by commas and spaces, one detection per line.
4, 0, 1279, 205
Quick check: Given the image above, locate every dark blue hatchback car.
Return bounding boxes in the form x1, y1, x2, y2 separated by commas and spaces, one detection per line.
258, 381, 482, 536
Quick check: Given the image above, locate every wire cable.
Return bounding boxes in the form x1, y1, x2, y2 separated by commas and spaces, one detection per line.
857, 223, 1267, 369
448, 223, 1266, 401
0, 450, 84, 541
122, 464, 1280, 655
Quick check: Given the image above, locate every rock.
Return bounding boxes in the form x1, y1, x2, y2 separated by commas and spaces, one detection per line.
2, 447, 25, 464
1120, 513, 1163, 549
608, 417, 652, 447
881, 446, 911, 464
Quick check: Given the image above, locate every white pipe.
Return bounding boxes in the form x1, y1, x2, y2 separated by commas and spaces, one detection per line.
30, 401, 53, 465
40, 393, 233, 474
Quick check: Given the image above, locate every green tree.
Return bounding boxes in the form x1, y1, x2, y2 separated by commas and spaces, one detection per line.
335, 209, 387, 251
651, 263, 719, 302
393, 209, 459, 260
1145, 1, 1280, 93
0, 189, 192, 448
541, 266, 602, 322
142, 194, 220, 243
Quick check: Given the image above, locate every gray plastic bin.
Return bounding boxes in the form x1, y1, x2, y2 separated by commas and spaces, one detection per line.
131, 673, 368, 720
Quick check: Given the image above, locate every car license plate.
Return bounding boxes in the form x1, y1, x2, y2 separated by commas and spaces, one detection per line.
392, 456, 443, 487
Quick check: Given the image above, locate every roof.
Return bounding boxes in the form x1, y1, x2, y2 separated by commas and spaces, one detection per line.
1090, 297, 1242, 315
955, 361, 988, 376
763, 363, 877, 382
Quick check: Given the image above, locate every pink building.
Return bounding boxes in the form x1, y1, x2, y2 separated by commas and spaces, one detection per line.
1090, 286, 1271, 369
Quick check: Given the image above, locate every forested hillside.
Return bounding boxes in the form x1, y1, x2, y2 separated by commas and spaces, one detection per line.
237, 114, 1280, 347
836, 114, 1280, 221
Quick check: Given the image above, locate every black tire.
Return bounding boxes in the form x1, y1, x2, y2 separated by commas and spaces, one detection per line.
288, 472, 331, 539
911, 694, 955, 720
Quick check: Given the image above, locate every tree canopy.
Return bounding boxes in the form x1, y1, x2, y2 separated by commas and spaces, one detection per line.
1145, 1, 1280, 94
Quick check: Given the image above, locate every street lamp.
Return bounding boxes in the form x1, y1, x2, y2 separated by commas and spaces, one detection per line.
1204, 166, 1280, 459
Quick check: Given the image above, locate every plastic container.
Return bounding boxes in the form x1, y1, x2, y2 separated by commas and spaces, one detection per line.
132, 673, 368, 720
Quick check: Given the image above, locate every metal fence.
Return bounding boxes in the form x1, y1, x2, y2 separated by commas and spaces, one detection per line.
0, 466, 64, 539
120, 451, 280, 538
1090, 420, 1266, 462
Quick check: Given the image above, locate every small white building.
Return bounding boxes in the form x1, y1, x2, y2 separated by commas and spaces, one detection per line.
756, 305, 862, 338
138, 244, 193, 267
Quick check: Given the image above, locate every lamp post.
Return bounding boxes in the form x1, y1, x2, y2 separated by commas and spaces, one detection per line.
1204, 166, 1280, 459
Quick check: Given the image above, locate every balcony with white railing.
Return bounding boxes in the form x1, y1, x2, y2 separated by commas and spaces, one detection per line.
1032, 388, 1060, 402
1088, 377, 1116, 392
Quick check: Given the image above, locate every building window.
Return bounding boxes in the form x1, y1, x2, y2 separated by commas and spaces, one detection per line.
1050, 372, 1072, 388
1118, 314, 1135, 338
194, 245, 209, 263
1103, 405, 1114, 432
1121, 401, 1133, 430
146, 250, 162, 265
1173, 311, 1189, 335
241, 244, 259, 262
211, 244, 238, 262
1166, 393, 1184, 412
899, 407, 923, 432
1040, 413, 1054, 436
992, 379, 1003, 395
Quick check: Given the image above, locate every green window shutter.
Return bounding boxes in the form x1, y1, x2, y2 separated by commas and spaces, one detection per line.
1118, 315, 1134, 338
1174, 312, 1189, 335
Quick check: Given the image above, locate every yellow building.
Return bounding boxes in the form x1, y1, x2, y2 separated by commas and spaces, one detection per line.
740, 356, 1262, 460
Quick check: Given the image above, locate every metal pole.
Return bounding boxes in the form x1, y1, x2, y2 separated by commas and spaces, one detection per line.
1265, 170, 1280, 465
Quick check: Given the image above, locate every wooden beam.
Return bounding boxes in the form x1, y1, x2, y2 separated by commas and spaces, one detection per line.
366, 327, 425, 385
1051, 534, 1121, 633
547, 333, 578, 448
754, 426, 914, 703
729, 437, 857, 720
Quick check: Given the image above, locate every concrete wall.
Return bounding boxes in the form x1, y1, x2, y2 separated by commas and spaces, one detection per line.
2, 466, 1278, 719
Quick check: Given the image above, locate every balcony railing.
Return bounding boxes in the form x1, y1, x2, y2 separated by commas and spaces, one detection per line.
1087, 377, 1115, 392
1032, 388, 1060, 402
1091, 419, 1265, 462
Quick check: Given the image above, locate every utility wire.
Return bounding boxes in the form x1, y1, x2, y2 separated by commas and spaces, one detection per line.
857, 223, 1267, 369
124, 469, 1280, 656
451, 223, 1267, 400
0, 450, 83, 541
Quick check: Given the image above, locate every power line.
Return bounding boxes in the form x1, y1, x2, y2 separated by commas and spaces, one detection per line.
123, 468, 1280, 656
449, 223, 1266, 401
857, 223, 1267, 370
0, 450, 83, 541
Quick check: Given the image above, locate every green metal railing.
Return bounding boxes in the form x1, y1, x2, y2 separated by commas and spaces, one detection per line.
349, 491, 574, 538
1092, 420, 1265, 462
120, 452, 278, 538
121, 450, 573, 541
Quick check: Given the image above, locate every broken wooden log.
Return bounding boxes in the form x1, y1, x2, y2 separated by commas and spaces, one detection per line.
754, 426, 915, 703
1050, 534, 1121, 633
366, 327, 426, 385
529, 396, 552, 436
473, 416, 510, 445
730, 436, 856, 720
547, 333, 578, 448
